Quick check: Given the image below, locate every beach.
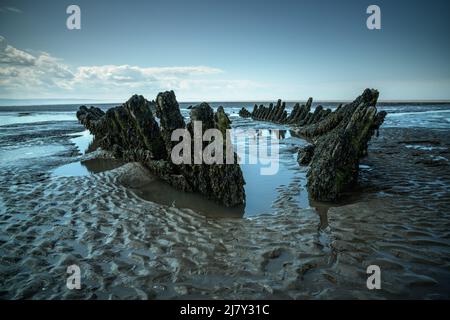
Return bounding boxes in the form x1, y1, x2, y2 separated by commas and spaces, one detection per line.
0, 103, 449, 299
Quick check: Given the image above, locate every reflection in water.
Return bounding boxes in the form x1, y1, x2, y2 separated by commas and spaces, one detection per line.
238, 127, 308, 216
130, 178, 245, 218
273, 129, 288, 140
314, 204, 330, 231
256, 129, 291, 140
82, 158, 124, 173
52, 158, 124, 177
52, 131, 124, 177
310, 193, 365, 232
69, 130, 94, 154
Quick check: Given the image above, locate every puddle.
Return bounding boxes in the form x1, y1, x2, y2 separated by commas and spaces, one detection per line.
130, 178, 245, 218
69, 130, 94, 154
52, 130, 124, 177
52, 158, 124, 177
238, 127, 309, 216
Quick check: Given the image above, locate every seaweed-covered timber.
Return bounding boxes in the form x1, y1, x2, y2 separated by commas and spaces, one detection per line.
250, 96, 332, 126
76, 91, 245, 207
296, 89, 386, 201
238, 107, 252, 118
240, 89, 386, 202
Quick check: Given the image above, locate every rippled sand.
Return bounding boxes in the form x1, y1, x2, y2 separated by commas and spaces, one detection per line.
0, 126, 449, 299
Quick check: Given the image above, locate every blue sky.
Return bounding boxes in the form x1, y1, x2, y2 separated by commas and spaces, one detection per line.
0, 0, 449, 101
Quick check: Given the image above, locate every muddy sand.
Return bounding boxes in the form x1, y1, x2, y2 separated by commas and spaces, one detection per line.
0, 126, 449, 299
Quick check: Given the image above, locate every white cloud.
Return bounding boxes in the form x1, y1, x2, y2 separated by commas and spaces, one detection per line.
0, 6, 22, 14
72, 65, 222, 85
0, 36, 262, 100
0, 36, 35, 66
0, 37, 74, 94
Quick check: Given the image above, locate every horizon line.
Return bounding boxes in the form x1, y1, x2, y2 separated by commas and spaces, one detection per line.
1, 98, 450, 107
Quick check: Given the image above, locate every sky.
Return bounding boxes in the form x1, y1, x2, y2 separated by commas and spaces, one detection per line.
0, 0, 449, 102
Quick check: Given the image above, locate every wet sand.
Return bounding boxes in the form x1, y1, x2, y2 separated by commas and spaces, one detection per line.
0, 123, 449, 299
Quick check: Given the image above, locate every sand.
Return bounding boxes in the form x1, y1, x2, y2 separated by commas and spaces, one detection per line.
0, 126, 449, 299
